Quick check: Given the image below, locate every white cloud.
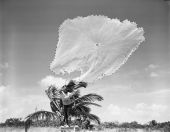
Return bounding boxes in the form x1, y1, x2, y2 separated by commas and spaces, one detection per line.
145, 64, 159, 75
135, 103, 167, 116
39, 75, 68, 90
150, 72, 159, 77
145, 64, 159, 71
0, 85, 50, 122
106, 103, 167, 123
108, 105, 121, 116
151, 89, 170, 95
0, 85, 11, 121
144, 64, 170, 78
148, 64, 159, 69
0, 79, 56, 122
0, 85, 6, 93
0, 63, 9, 69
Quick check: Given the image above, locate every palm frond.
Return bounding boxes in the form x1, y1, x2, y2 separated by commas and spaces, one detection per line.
71, 107, 100, 124
87, 113, 101, 124
73, 101, 101, 108
71, 105, 91, 116
50, 101, 62, 113
75, 93, 103, 103
24, 110, 61, 132
25, 110, 61, 122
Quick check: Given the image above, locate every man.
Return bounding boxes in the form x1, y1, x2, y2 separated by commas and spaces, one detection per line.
60, 80, 87, 127
46, 80, 87, 127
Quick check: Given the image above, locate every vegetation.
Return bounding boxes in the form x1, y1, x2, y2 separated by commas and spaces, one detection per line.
0, 118, 169, 130
22, 89, 103, 131
101, 120, 170, 132
1, 118, 170, 131
0, 118, 25, 128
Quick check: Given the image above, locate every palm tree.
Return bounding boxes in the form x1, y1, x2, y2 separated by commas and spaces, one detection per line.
67, 92, 103, 124
24, 88, 103, 131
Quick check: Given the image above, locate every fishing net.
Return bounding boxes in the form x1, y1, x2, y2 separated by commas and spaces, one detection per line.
50, 15, 145, 82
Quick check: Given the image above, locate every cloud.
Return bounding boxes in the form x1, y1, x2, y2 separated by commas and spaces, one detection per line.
150, 72, 159, 77
135, 103, 167, 114
100, 84, 132, 94
0, 95, 49, 122
145, 64, 159, 78
145, 64, 160, 77
0, 85, 11, 121
0, 85, 9, 104
150, 89, 170, 95
0, 76, 67, 122
106, 103, 168, 123
144, 64, 170, 80
0, 85, 6, 93
39, 75, 68, 89
148, 64, 159, 69
145, 64, 159, 71
0, 85, 50, 122
108, 105, 121, 116
0, 63, 9, 70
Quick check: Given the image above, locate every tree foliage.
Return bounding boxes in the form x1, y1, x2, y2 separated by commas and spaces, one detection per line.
23, 86, 103, 131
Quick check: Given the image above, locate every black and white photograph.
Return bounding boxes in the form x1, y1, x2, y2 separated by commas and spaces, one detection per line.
0, 0, 170, 132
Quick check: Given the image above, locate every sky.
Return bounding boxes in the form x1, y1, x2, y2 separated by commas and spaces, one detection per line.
0, 0, 170, 123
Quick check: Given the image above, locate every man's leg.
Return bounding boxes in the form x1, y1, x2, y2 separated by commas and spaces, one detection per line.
65, 105, 69, 126
63, 105, 69, 125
